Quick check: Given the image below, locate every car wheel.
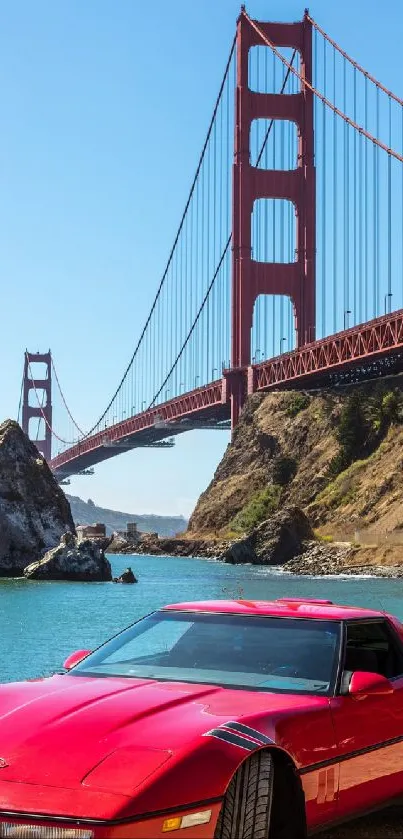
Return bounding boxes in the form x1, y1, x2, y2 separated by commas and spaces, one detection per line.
214, 750, 274, 839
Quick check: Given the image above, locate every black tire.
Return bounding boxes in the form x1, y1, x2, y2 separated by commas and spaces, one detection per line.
214, 750, 274, 839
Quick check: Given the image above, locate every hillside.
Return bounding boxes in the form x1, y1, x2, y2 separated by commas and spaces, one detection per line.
67, 495, 187, 537
187, 380, 403, 570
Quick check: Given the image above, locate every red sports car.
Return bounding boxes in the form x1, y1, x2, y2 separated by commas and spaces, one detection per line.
0, 597, 403, 838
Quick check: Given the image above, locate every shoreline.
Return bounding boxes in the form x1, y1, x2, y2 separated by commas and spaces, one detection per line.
107, 506, 403, 580
108, 542, 403, 579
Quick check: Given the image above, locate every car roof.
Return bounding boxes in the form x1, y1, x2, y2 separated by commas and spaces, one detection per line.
162, 598, 385, 622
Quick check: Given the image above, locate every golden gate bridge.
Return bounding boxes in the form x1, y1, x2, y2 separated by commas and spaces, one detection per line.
18, 8, 403, 481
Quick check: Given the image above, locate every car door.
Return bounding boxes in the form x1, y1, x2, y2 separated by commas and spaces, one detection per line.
329, 619, 403, 819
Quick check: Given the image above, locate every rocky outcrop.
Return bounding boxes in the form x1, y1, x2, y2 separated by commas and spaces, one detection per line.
188, 383, 403, 540
24, 531, 112, 581
183, 381, 403, 574
126, 531, 230, 558
108, 534, 138, 554
113, 566, 137, 583
285, 541, 403, 577
221, 507, 312, 565
0, 420, 75, 576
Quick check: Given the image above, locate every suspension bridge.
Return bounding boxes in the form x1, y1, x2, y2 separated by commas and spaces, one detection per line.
18, 8, 403, 481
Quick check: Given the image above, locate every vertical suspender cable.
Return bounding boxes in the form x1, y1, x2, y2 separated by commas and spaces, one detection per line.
272, 51, 276, 357
345, 68, 350, 323
343, 56, 348, 325
387, 96, 392, 313
200, 155, 204, 383
255, 50, 260, 357
333, 46, 337, 333
358, 91, 363, 326
183, 184, 188, 391
206, 133, 211, 380
219, 73, 224, 371
364, 76, 368, 322
264, 46, 268, 358
322, 33, 326, 337
375, 86, 380, 315
353, 67, 357, 323
280, 116, 285, 348
372, 134, 377, 319
212, 116, 217, 377
288, 69, 293, 347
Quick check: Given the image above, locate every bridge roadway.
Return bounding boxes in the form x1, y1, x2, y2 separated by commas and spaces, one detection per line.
50, 308, 403, 479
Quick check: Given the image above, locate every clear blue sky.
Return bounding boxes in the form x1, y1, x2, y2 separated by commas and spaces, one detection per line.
2, 0, 403, 518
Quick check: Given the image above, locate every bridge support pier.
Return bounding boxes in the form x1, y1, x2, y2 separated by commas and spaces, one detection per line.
22, 351, 52, 462
230, 8, 315, 428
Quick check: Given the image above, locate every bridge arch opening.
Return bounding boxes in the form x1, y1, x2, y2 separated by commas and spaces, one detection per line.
250, 119, 298, 171
248, 46, 300, 94
26, 361, 48, 380
251, 294, 296, 363
252, 198, 296, 263
28, 417, 45, 443
28, 388, 47, 408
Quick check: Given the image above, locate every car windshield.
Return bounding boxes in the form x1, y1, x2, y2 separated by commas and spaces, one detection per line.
70, 611, 341, 695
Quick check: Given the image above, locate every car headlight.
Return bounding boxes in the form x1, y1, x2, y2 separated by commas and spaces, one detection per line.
0, 825, 93, 839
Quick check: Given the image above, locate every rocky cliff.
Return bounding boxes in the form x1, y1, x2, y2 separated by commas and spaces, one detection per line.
0, 420, 75, 575
187, 381, 403, 572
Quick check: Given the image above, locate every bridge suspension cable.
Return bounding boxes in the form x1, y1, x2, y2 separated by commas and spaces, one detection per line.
149, 48, 299, 407
27, 36, 237, 450
244, 12, 403, 163
307, 14, 403, 107
51, 356, 87, 439
79, 34, 237, 439
17, 369, 24, 426
44, 9, 403, 466
148, 237, 232, 408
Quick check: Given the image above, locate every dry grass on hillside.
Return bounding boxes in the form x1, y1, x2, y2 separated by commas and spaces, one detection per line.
188, 385, 403, 568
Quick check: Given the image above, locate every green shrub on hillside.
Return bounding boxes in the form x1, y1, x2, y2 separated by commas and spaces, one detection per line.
329, 387, 403, 477
314, 532, 334, 543
318, 458, 366, 509
231, 485, 281, 534
286, 393, 310, 418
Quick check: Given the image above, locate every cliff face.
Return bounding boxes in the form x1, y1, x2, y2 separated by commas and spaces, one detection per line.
188, 382, 403, 549
0, 420, 75, 575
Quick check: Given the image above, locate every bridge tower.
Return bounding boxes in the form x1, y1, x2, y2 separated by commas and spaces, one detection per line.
230, 8, 315, 426
21, 351, 52, 462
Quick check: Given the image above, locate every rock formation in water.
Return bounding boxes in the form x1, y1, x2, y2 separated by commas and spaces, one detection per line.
108, 533, 140, 554
24, 531, 112, 581
113, 566, 137, 583
0, 420, 75, 576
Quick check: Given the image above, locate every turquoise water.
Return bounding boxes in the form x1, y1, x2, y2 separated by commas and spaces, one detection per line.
1, 554, 402, 684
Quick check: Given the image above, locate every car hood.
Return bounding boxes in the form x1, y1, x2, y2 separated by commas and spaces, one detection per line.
0, 674, 326, 818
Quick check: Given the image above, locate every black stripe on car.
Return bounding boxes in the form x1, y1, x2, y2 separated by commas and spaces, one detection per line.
203, 728, 257, 751
224, 721, 274, 745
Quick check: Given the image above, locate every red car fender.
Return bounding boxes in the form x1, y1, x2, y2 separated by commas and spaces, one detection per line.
100, 723, 299, 822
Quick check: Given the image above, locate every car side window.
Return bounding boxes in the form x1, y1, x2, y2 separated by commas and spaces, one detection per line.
344, 621, 403, 680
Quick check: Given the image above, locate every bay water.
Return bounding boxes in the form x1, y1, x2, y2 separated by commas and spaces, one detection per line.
1, 554, 402, 684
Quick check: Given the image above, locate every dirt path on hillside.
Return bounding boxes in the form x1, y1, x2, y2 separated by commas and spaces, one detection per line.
316, 806, 403, 837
